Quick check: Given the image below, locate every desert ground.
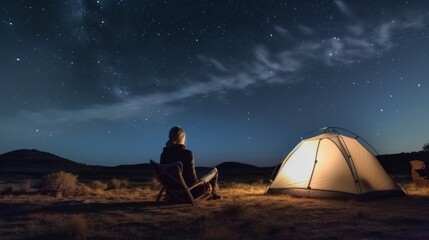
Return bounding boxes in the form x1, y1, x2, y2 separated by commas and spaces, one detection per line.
1, 178, 429, 240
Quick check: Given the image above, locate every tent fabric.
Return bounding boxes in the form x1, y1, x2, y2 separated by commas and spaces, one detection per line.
266, 132, 405, 198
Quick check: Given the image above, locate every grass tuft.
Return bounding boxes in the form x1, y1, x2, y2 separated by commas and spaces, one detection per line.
108, 178, 130, 190
201, 219, 240, 240
220, 198, 247, 217
150, 177, 161, 190
90, 180, 108, 191
58, 214, 88, 239
403, 183, 429, 196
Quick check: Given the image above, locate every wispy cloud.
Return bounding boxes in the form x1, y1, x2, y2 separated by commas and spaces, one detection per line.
298, 25, 315, 36
273, 25, 295, 41
198, 55, 228, 72
334, 0, 357, 20
17, 13, 428, 125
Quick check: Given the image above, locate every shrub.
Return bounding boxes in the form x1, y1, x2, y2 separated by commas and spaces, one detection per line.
0, 185, 14, 194
108, 178, 130, 190
20, 179, 33, 193
78, 184, 93, 196
90, 180, 108, 191
40, 171, 79, 197
109, 179, 121, 189
423, 143, 429, 152
0, 180, 34, 194
150, 177, 161, 190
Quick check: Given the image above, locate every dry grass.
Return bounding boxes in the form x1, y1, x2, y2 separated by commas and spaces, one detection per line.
149, 177, 161, 190
0, 179, 35, 194
108, 178, 130, 190
1, 181, 429, 239
59, 214, 88, 239
90, 180, 108, 191
220, 198, 247, 217
35, 172, 141, 199
403, 182, 429, 196
40, 171, 80, 197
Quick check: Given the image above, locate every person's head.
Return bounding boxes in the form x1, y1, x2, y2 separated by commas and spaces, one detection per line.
166, 126, 186, 147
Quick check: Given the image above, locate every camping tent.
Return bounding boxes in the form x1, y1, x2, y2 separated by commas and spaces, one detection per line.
266, 127, 405, 198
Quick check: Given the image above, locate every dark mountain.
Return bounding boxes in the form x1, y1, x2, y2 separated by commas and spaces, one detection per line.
215, 162, 274, 183
216, 161, 263, 171
0, 149, 86, 173
7, 149, 425, 183
377, 151, 429, 175
0, 149, 154, 182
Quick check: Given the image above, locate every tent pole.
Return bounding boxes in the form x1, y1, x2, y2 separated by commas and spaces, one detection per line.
307, 139, 322, 192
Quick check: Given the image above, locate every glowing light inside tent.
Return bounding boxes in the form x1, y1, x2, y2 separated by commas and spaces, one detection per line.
277, 141, 318, 188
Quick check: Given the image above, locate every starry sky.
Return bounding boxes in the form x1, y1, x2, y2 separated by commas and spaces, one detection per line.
1, 0, 428, 167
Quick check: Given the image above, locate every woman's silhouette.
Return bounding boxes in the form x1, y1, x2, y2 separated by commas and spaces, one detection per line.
160, 126, 221, 199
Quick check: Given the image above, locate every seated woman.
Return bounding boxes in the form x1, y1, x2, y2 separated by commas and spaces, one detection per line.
160, 126, 222, 200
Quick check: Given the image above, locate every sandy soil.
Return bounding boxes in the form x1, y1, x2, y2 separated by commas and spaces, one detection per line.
1, 183, 429, 240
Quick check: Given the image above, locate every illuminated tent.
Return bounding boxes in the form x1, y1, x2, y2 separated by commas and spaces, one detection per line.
266, 127, 405, 198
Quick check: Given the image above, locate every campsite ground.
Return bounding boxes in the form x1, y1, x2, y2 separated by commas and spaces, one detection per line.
1, 181, 429, 239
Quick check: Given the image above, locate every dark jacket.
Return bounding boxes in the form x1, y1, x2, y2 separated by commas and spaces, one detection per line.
160, 144, 198, 186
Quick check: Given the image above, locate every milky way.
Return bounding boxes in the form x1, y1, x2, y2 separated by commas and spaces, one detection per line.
1, 1, 428, 166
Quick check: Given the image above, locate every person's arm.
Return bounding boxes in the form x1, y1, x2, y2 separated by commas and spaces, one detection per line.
183, 150, 199, 185
189, 152, 198, 183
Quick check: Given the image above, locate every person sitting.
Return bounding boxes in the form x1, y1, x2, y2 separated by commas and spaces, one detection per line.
160, 126, 222, 200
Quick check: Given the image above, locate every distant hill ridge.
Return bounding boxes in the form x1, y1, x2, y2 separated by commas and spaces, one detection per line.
377, 151, 429, 174
0, 149, 84, 170
215, 161, 262, 171
0, 149, 268, 181
2, 149, 428, 176
0, 149, 265, 170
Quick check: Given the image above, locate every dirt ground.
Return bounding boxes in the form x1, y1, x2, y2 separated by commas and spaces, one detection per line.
1, 183, 429, 240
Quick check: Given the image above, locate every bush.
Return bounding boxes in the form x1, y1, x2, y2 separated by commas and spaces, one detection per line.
0, 180, 34, 194
90, 180, 108, 191
150, 177, 161, 190
21, 179, 33, 193
78, 184, 93, 196
40, 171, 79, 197
108, 178, 130, 190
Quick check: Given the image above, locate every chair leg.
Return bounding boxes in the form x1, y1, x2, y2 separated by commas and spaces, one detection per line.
156, 187, 165, 202
184, 188, 197, 206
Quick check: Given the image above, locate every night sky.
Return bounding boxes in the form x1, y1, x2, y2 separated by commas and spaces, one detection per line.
1, 0, 428, 166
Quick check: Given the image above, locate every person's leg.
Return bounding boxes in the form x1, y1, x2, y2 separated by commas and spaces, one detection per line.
199, 167, 220, 198
199, 167, 217, 183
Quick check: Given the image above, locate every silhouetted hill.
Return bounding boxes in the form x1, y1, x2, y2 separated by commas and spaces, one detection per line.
377, 151, 429, 176
5, 148, 425, 183
0, 149, 85, 172
216, 161, 263, 171
0, 149, 153, 182
215, 162, 274, 183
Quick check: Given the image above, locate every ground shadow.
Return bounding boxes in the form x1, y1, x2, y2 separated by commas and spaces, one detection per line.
38, 200, 199, 214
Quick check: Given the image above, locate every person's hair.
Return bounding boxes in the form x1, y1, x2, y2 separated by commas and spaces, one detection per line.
166, 126, 186, 147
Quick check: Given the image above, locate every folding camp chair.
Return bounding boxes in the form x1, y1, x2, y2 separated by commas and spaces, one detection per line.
150, 160, 212, 205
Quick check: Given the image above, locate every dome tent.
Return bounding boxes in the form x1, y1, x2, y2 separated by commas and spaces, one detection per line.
266, 127, 405, 198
